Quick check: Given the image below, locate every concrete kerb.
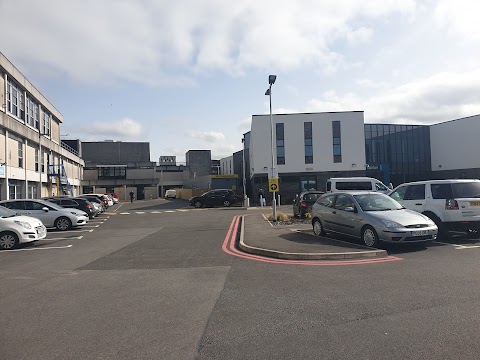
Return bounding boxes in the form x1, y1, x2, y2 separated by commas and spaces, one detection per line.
238, 215, 388, 261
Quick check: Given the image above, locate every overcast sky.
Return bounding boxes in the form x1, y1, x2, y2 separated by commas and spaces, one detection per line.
1, 0, 478, 163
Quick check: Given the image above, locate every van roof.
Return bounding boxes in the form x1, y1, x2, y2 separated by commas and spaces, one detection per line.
327, 177, 382, 181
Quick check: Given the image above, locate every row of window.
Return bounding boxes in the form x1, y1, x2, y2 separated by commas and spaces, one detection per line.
274, 121, 343, 166
6, 77, 50, 135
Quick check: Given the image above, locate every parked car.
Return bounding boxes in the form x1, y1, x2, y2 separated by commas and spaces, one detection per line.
78, 195, 106, 213
0, 199, 89, 231
0, 205, 47, 250
326, 177, 390, 193
389, 179, 480, 239
165, 189, 176, 199
189, 189, 241, 208
107, 193, 119, 204
293, 191, 325, 218
79, 194, 110, 208
43, 196, 99, 219
311, 191, 438, 247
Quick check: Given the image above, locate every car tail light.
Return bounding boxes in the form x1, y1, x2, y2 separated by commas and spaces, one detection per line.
445, 199, 459, 210
86, 204, 92, 209
300, 201, 307, 207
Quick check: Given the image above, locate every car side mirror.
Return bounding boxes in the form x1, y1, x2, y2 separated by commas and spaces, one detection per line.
42, 207, 49, 212
344, 206, 356, 213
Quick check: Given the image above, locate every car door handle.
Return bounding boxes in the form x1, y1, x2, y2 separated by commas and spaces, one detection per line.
415, 203, 423, 206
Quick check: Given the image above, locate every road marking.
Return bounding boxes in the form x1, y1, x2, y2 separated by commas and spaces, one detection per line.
1, 245, 73, 252
455, 245, 480, 249
120, 212, 130, 215
53, 229, 94, 233
39, 236, 83, 241
151, 211, 161, 213
165, 210, 175, 213
115, 203, 124, 212
178, 209, 189, 212
135, 212, 145, 214
83, 225, 100, 228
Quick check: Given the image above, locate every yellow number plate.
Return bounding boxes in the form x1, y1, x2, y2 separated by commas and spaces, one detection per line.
470, 201, 480, 206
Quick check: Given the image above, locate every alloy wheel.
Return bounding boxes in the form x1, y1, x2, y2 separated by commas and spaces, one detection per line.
0, 234, 18, 250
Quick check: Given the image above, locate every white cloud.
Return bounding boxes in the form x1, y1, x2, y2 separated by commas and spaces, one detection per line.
0, 0, 417, 85
188, 130, 225, 143
308, 68, 480, 124
76, 117, 144, 140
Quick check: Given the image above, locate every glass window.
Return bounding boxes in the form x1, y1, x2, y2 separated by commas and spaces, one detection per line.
4, 201, 24, 210
332, 121, 342, 163
317, 195, 335, 207
451, 182, 480, 198
18, 142, 23, 168
276, 123, 285, 165
35, 148, 39, 172
334, 194, 355, 210
304, 122, 313, 164
390, 186, 407, 201
404, 184, 426, 200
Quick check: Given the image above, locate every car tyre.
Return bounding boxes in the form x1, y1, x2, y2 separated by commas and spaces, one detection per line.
194, 201, 202, 208
362, 226, 379, 247
55, 216, 72, 231
0, 232, 19, 250
423, 212, 446, 240
312, 218, 326, 236
223, 200, 231, 207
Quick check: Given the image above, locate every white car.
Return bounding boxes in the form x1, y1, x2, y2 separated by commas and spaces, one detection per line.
0, 205, 47, 250
165, 189, 176, 199
389, 179, 480, 239
0, 199, 89, 231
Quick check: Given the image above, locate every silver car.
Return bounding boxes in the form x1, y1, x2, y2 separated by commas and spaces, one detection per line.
0, 199, 89, 231
311, 191, 438, 247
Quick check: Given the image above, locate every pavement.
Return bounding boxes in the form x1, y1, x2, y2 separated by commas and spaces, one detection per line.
240, 207, 388, 260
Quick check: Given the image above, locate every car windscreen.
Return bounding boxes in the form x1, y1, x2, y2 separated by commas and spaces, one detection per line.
0, 205, 18, 218
353, 193, 403, 211
451, 182, 480, 198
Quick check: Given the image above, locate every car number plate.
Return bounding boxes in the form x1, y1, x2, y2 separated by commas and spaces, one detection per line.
470, 201, 480, 206
410, 230, 429, 236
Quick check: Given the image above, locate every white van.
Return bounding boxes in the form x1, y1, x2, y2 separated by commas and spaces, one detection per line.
165, 189, 176, 199
326, 177, 390, 193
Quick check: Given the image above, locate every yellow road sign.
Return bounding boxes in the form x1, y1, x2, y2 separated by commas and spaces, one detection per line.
269, 178, 279, 192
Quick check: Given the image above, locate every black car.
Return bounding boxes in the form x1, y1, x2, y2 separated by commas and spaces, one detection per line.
189, 189, 241, 208
293, 191, 325, 218
43, 196, 99, 219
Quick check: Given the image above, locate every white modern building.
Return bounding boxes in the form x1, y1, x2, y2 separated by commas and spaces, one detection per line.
247, 111, 366, 203
0, 52, 84, 199
220, 155, 234, 175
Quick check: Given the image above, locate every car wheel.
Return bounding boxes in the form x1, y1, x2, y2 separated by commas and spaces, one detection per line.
223, 200, 231, 207
55, 217, 72, 231
194, 201, 202, 208
423, 212, 446, 240
312, 219, 326, 236
362, 226, 379, 247
0, 232, 19, 250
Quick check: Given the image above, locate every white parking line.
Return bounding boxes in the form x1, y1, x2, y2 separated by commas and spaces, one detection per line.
433, 241, 480, 249
53, 229, 94, 233
120, 212, 130, 215
83, 225, 100, 228
165, 210, 175, 213
151, 211, 161, 214
177, 210, 189, 212
2, 245, 73, 252
115, 203, 124, 212
39, 236, 83, 241
135, 212, 145, 214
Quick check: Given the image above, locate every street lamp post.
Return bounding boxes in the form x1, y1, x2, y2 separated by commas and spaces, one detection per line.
265, 74, 277, 223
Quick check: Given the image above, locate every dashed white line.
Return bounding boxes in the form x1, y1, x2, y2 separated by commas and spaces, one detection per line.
39, 236, 83, 241
177, 209, 189, 212
135, 212, 146, 214
120, 212, 130, 215
151, 211, 161, 214
83, 225, 100, 228
165, 210, 175, 213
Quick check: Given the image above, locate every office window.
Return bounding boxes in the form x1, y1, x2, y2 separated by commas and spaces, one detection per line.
332, 121, 342, 163
26, 96, 38, 128
35, 148, 39, 172
7, 79, 21, 117
42, 111, 50, 135
304, 122, 313, 164
98, 167, 126, 180
18, 142, 23, 168
276, 123, 285, 165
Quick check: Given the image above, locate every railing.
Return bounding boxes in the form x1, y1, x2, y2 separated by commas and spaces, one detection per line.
60, 141, 79, 156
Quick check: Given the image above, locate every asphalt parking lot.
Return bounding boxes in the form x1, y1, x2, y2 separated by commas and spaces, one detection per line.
2, 199, 480, 360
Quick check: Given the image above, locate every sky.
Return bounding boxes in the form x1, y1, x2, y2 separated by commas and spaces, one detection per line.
1, 0, 479, 164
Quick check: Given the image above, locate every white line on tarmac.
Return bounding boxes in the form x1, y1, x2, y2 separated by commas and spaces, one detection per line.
53, 229, 94, 233
120, 212, 130, 215
151, 211, 161, 213
135, 212, 145, 214
2, 245, 73, 252
115, 203, 124, 212
83, 225, 100, 228
39, 236, 83, 241
177, 209, 189, 212
165, 210, 175, 213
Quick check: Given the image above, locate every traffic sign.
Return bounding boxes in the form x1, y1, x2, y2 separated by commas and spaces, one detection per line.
269, 178, 279, 192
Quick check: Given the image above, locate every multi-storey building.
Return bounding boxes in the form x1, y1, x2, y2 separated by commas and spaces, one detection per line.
0, 52, 83, 200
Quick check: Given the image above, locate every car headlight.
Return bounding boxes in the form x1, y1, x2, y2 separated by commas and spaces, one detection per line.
14, 220, 32, 229
381, 220, 403, 228
71, 212, 81, 216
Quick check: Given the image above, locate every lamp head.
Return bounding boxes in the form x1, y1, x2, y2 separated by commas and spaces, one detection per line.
268, 75, 277, 85
265, 88, 271, 96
